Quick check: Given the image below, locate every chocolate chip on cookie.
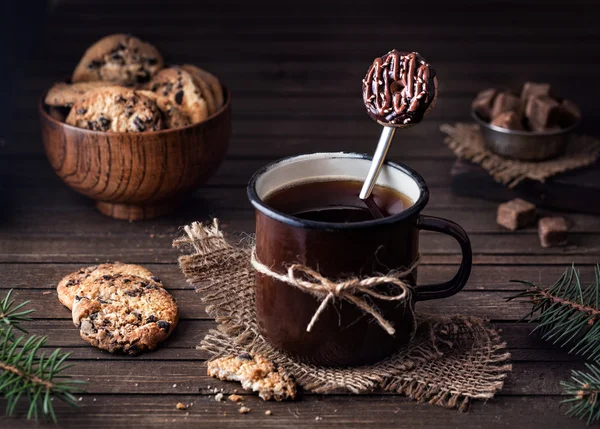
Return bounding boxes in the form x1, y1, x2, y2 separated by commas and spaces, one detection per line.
66, 86, 163, 132
72, 34, 164, 86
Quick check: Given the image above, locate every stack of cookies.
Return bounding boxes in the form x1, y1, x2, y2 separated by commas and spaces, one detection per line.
57, 262, 178, 355
44, 34, 224, 132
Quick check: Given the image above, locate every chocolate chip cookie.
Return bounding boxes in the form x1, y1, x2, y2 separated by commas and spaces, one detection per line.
137, 90, 192, 129
65, 86, 163, 132
72, 34, 164, 86
147, 67, 208, 124
181, 64, 224, 112
207, 353, 296, 401
45, 81, 110, 107
71, 273, 178, 355
57, 262, 160, 310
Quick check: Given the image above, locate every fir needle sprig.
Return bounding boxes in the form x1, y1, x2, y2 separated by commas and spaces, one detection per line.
507, 264, 600, 424
507, 264, 600, 361
561, 363, 600, 425
0, 290, 35, 334
0, 289, 84, 422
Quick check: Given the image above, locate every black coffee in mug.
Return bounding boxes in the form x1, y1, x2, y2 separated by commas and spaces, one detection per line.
263, 179, 414, 223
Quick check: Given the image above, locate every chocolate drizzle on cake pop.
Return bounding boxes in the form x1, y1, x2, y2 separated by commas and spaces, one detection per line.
362, 50, 436, 126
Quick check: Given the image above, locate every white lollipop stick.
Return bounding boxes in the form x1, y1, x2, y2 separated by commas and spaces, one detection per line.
359, 126, 396, 200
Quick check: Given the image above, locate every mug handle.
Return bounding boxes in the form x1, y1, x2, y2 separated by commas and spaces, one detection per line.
413, 215, 472, 301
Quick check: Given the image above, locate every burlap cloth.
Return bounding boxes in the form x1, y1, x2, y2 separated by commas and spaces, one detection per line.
174, 220, 512, 412
441, 123, 600, 188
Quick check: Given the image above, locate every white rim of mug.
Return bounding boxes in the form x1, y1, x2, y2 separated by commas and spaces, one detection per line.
247, 152, 430, 231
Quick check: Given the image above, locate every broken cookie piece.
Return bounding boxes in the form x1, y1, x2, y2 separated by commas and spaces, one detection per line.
497, 198, 537, 231
207, 353, 296, 401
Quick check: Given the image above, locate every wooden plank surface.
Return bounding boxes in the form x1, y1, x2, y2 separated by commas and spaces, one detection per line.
1, 396, 583, 429
2, 0, 599, 428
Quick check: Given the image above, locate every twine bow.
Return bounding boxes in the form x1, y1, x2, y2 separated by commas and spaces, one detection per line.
250, 248, 418, 335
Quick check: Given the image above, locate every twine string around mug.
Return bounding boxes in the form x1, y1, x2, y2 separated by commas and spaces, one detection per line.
250, 248, 418, 335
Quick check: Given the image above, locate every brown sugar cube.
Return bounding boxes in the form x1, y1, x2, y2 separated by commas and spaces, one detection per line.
525, 95, 560, 131
472, 88, 497, 121
520, 82, 551, 103
497, 199, 537, 231
560, 99, 581, 119
491, 92, 522, 118
538, 217, 568, 248
490, 111, 523, 131
555, 99, 582, 127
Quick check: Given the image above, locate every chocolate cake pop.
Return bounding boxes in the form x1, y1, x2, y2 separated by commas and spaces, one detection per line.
362, 50, 437, 127
359, 50, 437, 201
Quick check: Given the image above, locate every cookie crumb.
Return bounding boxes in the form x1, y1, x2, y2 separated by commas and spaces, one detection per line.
173, 384, 177, 388
176, 402, 188, 410
315, 416, 322, 421
42, 291, 52, 295
239, 406, 251, 414
228, 394, 243, 402
215, 393, 224, 401
265, 410, 272, 416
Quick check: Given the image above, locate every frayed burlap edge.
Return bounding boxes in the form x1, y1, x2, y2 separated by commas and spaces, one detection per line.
441, 123, 600, 188
174, 220, 512, 410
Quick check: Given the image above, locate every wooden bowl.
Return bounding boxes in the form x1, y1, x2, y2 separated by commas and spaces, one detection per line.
39, 87, 231, 221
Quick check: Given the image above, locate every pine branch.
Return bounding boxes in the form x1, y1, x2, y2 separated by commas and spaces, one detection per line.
561, 363, 600, 425
507, 264, 600, 424
507, 264, 600, 361
0, 290, 34, 334
0, 290, 85, 422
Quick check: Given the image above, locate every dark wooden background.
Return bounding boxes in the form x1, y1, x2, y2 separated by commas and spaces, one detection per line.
1, 1, 599, 427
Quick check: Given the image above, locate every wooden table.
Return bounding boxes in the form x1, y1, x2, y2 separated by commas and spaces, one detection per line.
2, 1, 599, 427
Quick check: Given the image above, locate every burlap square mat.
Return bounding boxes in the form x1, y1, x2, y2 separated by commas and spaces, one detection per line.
174, 220, 512, 411
441, 123, 600, 188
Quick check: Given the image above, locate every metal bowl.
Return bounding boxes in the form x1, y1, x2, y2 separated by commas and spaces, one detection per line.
471, 109, 581, 161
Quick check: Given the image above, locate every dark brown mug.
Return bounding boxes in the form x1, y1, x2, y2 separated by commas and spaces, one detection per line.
248, 152, 472, 366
